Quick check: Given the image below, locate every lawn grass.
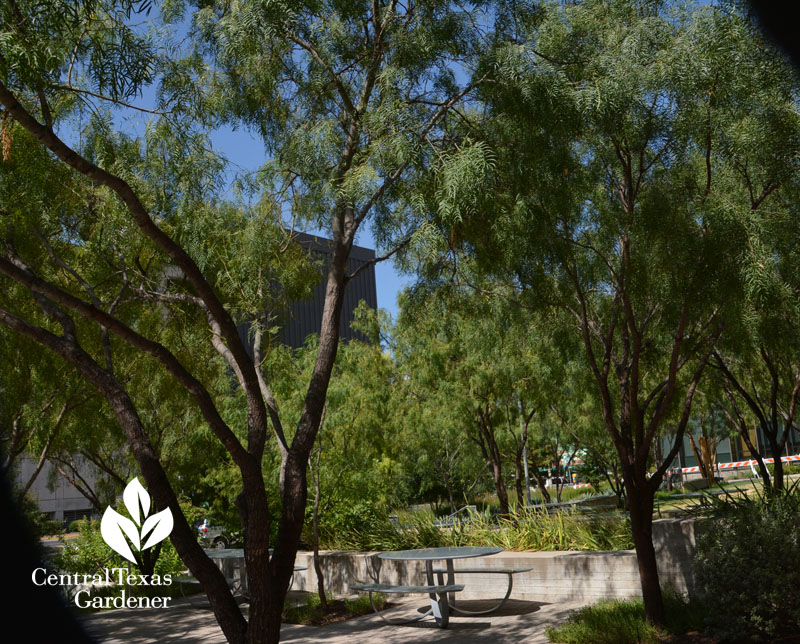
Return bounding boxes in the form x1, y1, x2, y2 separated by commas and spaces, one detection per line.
546, 592, 707, 644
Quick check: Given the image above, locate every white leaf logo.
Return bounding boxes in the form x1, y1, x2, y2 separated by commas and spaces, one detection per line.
141, 508, 174, 551
101, 478, 173, 564
123, 477, 150, 526
101, 507, 139, 564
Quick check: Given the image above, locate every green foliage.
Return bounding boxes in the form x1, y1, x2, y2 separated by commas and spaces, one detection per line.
695, 486, 800, 642
766, 461, 800, 477
54, 517, 183, 579
178, 502, 207, 532
394, 287, 565, 513
0, 1, 156, 101
452, 508, 633, 552
546, 592, 707, 644
315, 504, 632, 552
42, 520, 64, 536
54, 519, 128, 574
311, 500, 400, 551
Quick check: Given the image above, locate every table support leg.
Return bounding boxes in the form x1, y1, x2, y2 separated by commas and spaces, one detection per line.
446, 559, 455, 607
426, 561, 450, 628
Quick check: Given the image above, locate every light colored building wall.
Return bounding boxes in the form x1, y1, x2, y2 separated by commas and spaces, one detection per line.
14, 457, 96, 522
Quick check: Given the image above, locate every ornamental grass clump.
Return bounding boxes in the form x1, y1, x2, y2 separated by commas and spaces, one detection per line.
454, 508, 633, 552
315, 503, 633, 552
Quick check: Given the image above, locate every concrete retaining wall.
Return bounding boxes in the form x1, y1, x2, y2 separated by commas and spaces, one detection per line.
215, 518, 707, 602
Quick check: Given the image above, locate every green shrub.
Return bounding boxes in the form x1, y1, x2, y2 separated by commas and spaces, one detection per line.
282, 592, 325, 624
42, 520, 64, 536
694, 486, 800, 642
54, 519, 127, 574
313, 500, 404, 550
52, 517, 186, 610
528, 486, 598, 505
654, 488, 684, 501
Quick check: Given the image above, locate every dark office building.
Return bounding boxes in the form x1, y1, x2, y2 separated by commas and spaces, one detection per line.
277, 232, 378, 348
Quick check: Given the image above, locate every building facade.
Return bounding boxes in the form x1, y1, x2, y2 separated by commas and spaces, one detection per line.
275, 232, 377, 348
660, 424, 800, 475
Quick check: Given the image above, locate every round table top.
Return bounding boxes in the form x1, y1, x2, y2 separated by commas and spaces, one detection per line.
205, 548, 278, 558
377, 546, 502, 561
204, 548, 245, 559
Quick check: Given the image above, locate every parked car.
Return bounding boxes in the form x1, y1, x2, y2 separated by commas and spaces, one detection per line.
196, 519, 228, 549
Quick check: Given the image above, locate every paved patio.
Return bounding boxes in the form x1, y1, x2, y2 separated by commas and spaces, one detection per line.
81, 593, 587, 643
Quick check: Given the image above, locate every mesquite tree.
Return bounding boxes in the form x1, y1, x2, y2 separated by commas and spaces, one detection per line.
395, 285, 547, 515
421, 0, 800, 626
0, 1, 485, 642
710, 210, 800, 493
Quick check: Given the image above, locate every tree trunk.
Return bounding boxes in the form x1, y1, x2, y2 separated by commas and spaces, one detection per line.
312, 450, 328, 610
767, 433, 784, 491
528, 454, 551, 504
741, 426, 772, 493
446, 480, 456, 513
257, 585, 284, 644
514, 449, 525, 509
473, 410, 510, 515
492, 461, 510, 516
626, 474, 664, 627
687, 435, 717, 486
248, 232, 350, 643
255, 454, 307, 644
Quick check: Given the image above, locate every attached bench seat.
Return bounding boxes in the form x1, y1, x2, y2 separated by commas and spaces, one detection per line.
351, 583, 464, 594
431, 567, 533, 575
428, 567, 533, 615
350, 582, 464, 626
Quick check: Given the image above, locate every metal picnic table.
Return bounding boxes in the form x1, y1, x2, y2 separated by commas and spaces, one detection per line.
353, 546, 511, 628
204, 549, 305, 598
